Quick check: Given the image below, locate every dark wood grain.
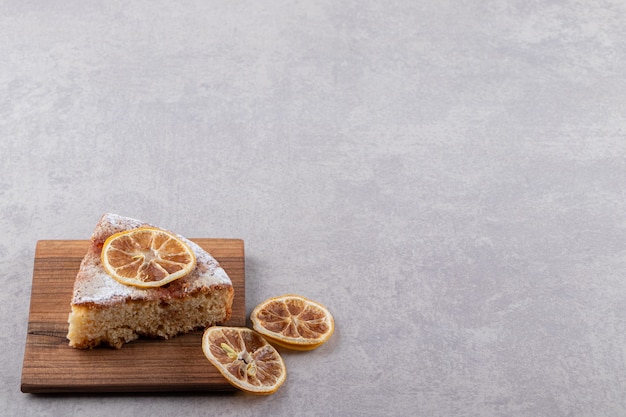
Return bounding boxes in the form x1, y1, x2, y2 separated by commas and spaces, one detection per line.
21, 239, 245, 394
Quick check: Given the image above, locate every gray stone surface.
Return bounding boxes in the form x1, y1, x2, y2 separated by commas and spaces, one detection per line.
3, 1, 626, 416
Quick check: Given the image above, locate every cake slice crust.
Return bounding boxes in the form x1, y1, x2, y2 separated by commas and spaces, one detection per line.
67, 214, 234, 349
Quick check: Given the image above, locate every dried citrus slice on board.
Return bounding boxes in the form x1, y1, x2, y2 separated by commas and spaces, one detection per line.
251, 294, 335, 351
101, 227, 196, 288
202, 326, 286, 395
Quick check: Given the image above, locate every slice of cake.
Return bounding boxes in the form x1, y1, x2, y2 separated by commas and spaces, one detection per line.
67, 213, 234, 349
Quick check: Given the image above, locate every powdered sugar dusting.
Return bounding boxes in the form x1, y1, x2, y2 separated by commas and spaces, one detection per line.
71, 214, 232, 306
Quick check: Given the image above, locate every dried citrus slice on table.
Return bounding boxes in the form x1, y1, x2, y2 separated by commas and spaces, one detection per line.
251, 294, 335, 351
101, 227, 196, 288
202, 326, 286, 394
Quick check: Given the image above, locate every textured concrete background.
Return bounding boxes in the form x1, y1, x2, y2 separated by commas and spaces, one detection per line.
3, 1, 626, 416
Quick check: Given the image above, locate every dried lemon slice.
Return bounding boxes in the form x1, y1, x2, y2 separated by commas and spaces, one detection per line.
101, 227, 196, 288
250, 294, 335, 351
202, 326, 286, 395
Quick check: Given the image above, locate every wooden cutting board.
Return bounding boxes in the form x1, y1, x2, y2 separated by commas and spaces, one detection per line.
21, 238, 245, 394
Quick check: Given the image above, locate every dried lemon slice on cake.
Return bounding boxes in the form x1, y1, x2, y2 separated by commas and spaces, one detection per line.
101, 227, 196, 288
202, 326, 286, 395
251, 294, 335, 351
